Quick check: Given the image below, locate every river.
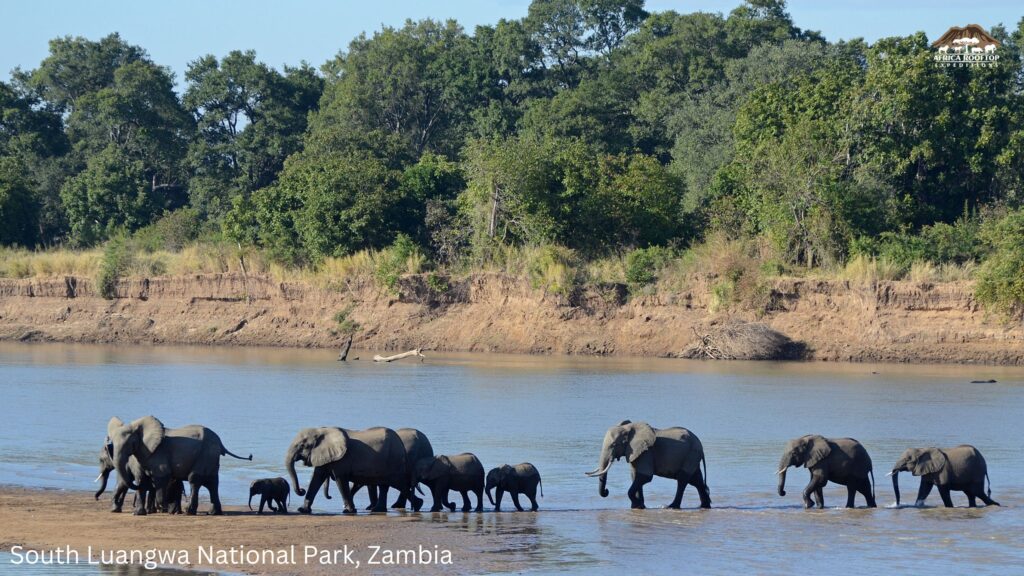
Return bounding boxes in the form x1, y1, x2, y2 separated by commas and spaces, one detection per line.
1, 342, 1022, 574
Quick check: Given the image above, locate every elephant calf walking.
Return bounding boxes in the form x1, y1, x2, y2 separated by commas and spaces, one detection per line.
414, 453, 486, 512
586, 420, 711, 510
249, 477, 290, 514
486, 463, 543, 511
777, 435, 876, 509
890, 445, 999, 508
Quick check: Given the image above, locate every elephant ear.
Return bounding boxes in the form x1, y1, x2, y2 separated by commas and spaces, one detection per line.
627, 423, 657, 464
310, 428, 348, 467
912, 448, 948, 479
132, 416, 165, 453
805, 435, 831, 469
107, 417, 125, 440
426, 456, 453, 480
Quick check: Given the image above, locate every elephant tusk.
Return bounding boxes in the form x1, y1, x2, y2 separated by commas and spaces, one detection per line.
775, 468, 787, 475
585, 461, 613, 477
94, 473, 103, 483
885, 471, 895, 477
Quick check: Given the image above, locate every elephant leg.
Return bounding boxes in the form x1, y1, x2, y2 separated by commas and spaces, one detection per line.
277, 497, 288, 513
814, 487, 825, 509
511, 492, 525, 512
408, 489, 423, 512
801, 480, 816, 509
208, 478, 223, 515
938, 486, 954, 508
845, 484, 857, 508
297, 467, 328, 514
185, 478, 201, 515
373, 485, 389, 513
459, 490, 471, 512
111, 485, 127, 513
965, 490, 978, 508
915, 480, 933, 507
627, 474, 651, 509
858, 477, 876, 508
977, 489, 1000, 507
666, 479, 686, 509
474, 488, 484, 512
525, 486, 539, 511
494, 488, 504, 512
391, 485, 408, 509
689, 469, 712, 509
338, 478, 358, 515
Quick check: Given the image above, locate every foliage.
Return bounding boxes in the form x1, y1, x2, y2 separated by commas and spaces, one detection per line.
332, 305, 361, 334
975, 210, 1024, 318
624, 246, 673, 287
374, 234, 427, 290
97, 234, 131, 299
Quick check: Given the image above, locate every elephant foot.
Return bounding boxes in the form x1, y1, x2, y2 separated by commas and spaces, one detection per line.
700, 503, 711, 509
132, 508, 147, 516
210, 509, 223, 516
446, 504, 457, 513
109, 507, 122, 513
531, 506, 539, 512
664, 504, 681, 509
364, 504, 374, 511
493, 506, 501, 512
430, 506, 443, 512
297, 506, 312, 515
474, 506, 483, 513
342, 508, 358, 515
630, 503, 646, 510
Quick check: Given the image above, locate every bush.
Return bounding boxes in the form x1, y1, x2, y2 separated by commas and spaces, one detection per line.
525, 245, 578, 297
133, 208, 203, 252
98, 235, 132, 299
375, 234, 426, 290
976, 210, 1024, 318
625, 246, 674, 287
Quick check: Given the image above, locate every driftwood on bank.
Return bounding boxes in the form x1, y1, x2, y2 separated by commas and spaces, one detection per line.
680, 322, 806, 361
373, 348, 425, 363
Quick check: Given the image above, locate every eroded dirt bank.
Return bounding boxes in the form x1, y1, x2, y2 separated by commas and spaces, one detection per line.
0, 273, 1020, 364
0, 487, 521, 575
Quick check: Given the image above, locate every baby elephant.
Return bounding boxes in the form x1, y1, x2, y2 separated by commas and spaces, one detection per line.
414, 453, 485, 512
486, 463, 543, 511
889, 445, 999, 508
249, 477, 290, 514
777, 435, 876, 508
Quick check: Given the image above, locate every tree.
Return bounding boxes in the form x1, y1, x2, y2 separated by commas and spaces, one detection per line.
579, 0, 648, 56
309, 20, 475, 159
184, 51, 322, 217
0, 156, 39, 246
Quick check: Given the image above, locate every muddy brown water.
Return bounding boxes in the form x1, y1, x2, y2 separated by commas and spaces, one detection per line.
1, 343, 1022, 574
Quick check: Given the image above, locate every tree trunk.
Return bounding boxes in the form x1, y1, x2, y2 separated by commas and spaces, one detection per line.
338, 335, 353, 361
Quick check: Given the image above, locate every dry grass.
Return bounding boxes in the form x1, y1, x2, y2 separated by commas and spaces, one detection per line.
841, 254, 903, 283
0, 248, 103, 278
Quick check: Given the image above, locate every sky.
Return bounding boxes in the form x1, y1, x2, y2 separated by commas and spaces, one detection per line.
2, 0, 1023, 86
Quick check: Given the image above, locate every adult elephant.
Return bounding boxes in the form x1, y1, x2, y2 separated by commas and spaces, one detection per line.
585, 420, 710, 509
107, 416, 251, 516
286, 426, 408, 514
337, 427, 433, 512
776, 435, 876, 508
94, 442, 150, 513
889, 445, 999, 508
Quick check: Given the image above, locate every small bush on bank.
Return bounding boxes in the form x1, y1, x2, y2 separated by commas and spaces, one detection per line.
976, 209, 1024, 318
625, 246, 674, 287
375, 234, 427, 290
525, 245, 578, 297
133, 208, 203, 252
98, 235, 131, 299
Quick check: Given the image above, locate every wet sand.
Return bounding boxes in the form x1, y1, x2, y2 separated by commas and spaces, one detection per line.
0, 487, 524, 575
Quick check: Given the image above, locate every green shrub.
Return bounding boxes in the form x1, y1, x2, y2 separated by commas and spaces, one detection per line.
333, 305, 361, 334
133, 208, 203, 252
625, 246, 674, 287
976, 210, 1024, 318
525, 245, 578, 296
98, 235, 132, 299
375, 234, 426, 290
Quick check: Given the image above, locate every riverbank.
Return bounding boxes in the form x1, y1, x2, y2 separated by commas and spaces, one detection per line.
0, 272, 1020, 364
0, 487, 523, 575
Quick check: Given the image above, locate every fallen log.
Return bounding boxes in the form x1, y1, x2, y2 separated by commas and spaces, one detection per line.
373, 348, 425, 363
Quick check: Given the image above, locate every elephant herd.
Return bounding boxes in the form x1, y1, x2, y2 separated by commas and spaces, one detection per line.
95, 416, 999, 517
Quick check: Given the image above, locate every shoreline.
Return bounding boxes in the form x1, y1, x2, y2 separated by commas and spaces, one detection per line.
1, 272, 1021, 366
0, 486, 522, 575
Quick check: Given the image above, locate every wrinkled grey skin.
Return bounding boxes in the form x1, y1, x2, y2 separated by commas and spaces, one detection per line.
777, 435, 876, 509
586, 420, 710, 509
486, 463, 543, 511
107, 416, 251, 516
286, 426, 408, 515
96, 442, 186, 514
249, 477, 290, 514
890, 445, 999, 508
414, 453, 485, 512
344, 428, 433, 511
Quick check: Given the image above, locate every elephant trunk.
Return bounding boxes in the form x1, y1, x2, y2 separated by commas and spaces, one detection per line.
286, 445, 305, 497
94, 469, 111, 500
323, 478, 331, 499
892, 471, 901, 507
777, 468, 788, 497
486, 487, 495, 506
776, 453, 790, 497
588, 439, 613, 498
248, 486, 256, 511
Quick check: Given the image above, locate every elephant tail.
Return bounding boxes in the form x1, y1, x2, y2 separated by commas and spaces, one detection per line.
870, 469, 875, 501
221, 444, 253, 461
986, 471, 992, 498
539, 476, 544, 498
702, 453, 709, 494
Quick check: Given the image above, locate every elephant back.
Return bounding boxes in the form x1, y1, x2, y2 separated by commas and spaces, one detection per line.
831, 438, 873, 478
514, 463, 540, 479
397, 428, 434, 462
944, 445, 986, 484
654, 427, 703, 478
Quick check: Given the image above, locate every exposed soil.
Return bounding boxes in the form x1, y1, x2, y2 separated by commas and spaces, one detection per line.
0, 487, 522, 575
0, 272, 1021, 365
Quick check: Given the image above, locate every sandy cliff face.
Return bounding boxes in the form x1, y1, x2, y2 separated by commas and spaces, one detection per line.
0, 273, 1020, 364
